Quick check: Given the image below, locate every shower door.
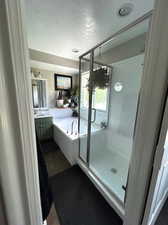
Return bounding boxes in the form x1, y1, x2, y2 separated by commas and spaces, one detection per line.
79, 52, 92, 163
79, 16, 150, 205
79, 53, 111, 163
90, 54, 144, 203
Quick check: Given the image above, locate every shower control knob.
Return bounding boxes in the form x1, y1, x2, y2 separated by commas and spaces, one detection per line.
100, 122, 107, 129
122, 185, 126, 191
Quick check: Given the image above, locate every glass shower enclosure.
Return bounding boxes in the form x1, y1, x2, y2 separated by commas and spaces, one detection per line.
78, 12, 151, 217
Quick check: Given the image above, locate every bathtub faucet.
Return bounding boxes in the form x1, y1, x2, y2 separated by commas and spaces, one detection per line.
71, 120, 75, 135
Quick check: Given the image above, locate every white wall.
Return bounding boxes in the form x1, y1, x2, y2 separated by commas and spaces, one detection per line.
80, 55, 144, 166
0, 0, 43, 224
80, 34, 146, 128
96, 34, 146, 65
0, 1, 34, 224
106, 54, 144, 161
31, 67, 78, 108
29, 49, 79, 69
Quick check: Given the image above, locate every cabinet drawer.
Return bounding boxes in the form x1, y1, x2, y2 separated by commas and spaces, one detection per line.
35, 117, 53, 141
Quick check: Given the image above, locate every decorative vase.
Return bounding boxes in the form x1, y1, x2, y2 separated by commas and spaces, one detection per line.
56, 99, 64, 108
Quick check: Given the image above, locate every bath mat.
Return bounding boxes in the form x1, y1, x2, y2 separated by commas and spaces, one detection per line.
41, 139, 59, 153
50, 165, 123, 225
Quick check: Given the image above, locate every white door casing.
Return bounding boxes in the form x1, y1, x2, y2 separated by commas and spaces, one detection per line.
0, 0, 42, 225
124, 0, 168, 224
142, 95, 168, 225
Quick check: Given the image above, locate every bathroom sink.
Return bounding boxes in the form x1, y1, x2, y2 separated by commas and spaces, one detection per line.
34, 111, 52, 119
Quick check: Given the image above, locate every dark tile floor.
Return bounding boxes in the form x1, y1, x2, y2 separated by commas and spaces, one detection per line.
41, 140, 168, 225
41, 140, 71, 225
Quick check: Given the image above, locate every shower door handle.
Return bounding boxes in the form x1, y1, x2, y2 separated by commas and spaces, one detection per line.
91, 108, 96, 123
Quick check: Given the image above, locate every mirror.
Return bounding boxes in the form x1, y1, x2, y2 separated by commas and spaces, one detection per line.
32, 79, 47, 108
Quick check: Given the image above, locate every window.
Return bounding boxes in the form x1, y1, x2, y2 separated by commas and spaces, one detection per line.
81, 73, 89, 108
93, 88, 107, 111
81, 72, 108, 111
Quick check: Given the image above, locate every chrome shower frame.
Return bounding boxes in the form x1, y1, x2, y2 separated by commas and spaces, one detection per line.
77, 10, 153, 219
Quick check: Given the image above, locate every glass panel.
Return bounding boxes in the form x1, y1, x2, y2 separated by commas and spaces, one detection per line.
79, 53, 91, 162
89, 18, 150, 203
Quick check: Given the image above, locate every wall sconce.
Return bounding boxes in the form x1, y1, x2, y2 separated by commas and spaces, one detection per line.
114, 82, 123, 92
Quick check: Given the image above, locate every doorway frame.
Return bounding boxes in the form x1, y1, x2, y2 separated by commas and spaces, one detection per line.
1, 0, 42, 224
1, 0, 168, 225
142, 90, 168, 225
124, 0, 168, 224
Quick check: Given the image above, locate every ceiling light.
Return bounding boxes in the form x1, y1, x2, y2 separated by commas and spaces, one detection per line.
118, 3, 134, 17
72, 48, 79, 53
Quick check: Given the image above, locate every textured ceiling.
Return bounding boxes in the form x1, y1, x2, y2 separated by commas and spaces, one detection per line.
25, 0, 154, 60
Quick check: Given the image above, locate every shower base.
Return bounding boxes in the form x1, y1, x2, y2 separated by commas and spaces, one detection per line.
90, 150, 129, 202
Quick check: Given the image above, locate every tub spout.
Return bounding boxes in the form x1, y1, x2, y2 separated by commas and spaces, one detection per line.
71, 120, 75, 135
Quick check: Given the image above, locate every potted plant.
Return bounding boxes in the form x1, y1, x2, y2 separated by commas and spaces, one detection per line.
91, 68, 110, 90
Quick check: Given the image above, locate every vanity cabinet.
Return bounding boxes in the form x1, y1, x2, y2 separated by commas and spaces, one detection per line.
35, 116, 53, 141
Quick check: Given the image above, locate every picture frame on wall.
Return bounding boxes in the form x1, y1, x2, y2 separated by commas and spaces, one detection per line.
54, 74, 72, 90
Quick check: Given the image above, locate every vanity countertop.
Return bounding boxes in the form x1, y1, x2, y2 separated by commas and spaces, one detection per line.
34, 114, 53, 119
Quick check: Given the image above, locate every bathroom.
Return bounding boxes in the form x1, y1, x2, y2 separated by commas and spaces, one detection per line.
31, 14, 147, 224
22, 0, 168, 225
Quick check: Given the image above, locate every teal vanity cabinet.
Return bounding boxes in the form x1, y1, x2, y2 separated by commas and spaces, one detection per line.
35, 116, 53, 141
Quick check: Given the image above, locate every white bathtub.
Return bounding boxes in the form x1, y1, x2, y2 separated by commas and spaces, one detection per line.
52, 115, 100, 165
